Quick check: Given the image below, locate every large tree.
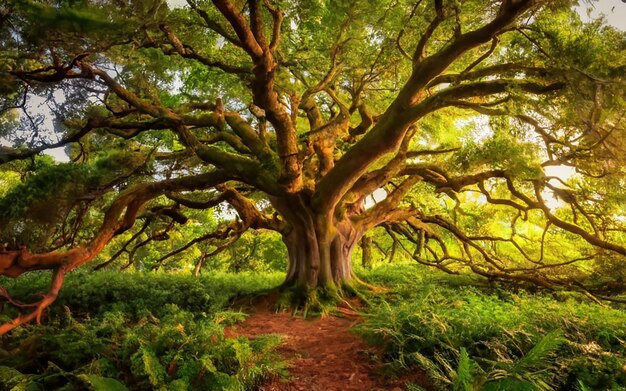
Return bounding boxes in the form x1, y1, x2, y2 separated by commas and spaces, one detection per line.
0, 0, 625, 332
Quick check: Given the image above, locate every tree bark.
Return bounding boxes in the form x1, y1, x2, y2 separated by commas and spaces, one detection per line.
193, 252, 208, 276
273, 195, 362, 289
361, 235, 373, 270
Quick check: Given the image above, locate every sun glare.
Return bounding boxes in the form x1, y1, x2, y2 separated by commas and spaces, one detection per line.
543, 165, 577, 210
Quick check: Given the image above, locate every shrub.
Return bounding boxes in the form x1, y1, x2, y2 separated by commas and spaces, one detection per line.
0, 270, 283, 319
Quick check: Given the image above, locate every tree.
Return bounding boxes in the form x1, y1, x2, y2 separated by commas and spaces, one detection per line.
0, 0, 625, 332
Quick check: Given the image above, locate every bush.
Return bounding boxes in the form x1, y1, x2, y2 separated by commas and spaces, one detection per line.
0, 270, 283, 319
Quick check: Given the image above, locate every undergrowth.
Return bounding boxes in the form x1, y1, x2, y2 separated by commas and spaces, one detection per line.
0, 271, 286, 390
0, 271, 283, 319
4, 266, 626, 390
357, 264, 626, 391
276, 280, 367, 318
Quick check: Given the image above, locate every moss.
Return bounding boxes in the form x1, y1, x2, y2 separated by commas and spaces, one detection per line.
276, 276, 372, 318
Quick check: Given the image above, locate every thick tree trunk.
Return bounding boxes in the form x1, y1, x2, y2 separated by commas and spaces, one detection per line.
273, 195, 362, 289
282, 222, 359, 288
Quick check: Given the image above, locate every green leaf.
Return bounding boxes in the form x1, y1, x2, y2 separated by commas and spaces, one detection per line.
199, 355, 217, 374
509, 330, 564, 374
131, 346, 167, 387
453, 348, 475, 391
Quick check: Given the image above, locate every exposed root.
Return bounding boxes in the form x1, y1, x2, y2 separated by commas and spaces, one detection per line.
277, 276, 382, 318
350, 274, 388, 294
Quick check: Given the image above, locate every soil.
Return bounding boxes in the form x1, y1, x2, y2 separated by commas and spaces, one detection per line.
226, 297, 430, 391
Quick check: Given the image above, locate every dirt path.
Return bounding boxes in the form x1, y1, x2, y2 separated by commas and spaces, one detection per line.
227, 300, 429, 391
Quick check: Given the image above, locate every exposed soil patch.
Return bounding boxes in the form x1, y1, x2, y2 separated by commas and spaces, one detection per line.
227, 297, 430, 391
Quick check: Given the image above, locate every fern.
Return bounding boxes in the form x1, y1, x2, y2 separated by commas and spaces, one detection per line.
453, 348, 476, 391
356, 264, 626, 390
577, 380, 592, 391
131, 346, 167, 387
0, 366, 27, 389
509, 330, 564, 374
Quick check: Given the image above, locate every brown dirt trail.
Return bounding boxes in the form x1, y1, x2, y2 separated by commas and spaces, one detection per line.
227, 300, 429, 391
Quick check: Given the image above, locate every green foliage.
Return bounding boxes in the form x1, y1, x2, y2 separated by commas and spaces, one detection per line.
0, 150, 152, 250
0, 171, 19, 198
533, 7, 626, 78
77, 374, 129, 391
0, 162, 90, 220
357, 264, 626, 391
95, 218, 288, 274
0, 272, 286, 390
453, 348, 474, 391
0, 366, 28, 389
454, 126, 542, 178
1, 270, 283, 319
17, 0, 120, 33
0, 0, 625, 388
0, 151, 147, 219
0, 307, 284, 390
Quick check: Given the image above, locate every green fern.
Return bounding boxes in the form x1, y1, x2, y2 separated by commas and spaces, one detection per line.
131, 346, 167, 387
482, 330, 564, 391
0, 366, 27, 389
453, 348, 476, 391
577, 380, 592, 391
509, 330, 564, 374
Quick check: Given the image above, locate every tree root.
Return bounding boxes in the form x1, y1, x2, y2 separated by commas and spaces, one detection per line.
277, 275, 382, 319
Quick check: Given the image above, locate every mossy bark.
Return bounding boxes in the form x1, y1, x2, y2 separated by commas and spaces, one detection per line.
273, 194, 362, 291
282, 220, 359, 288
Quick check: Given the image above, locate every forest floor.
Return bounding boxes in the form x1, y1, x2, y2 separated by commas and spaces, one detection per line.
226, 296, 430, 391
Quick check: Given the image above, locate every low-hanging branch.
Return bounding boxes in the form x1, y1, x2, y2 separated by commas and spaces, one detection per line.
379, 169, 626, 294
151, 221, 240, 271
0, 170, 229, 333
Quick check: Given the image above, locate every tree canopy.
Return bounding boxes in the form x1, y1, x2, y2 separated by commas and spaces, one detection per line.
0, 0, 625, 332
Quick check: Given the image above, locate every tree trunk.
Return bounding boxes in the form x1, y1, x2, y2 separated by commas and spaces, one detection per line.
361, 235, 373, 270
273, 195, 362, 290
193, 252, 207, 276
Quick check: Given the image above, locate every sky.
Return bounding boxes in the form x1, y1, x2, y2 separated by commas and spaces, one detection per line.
163, 0, 626, 30
577, 0, 626, 30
